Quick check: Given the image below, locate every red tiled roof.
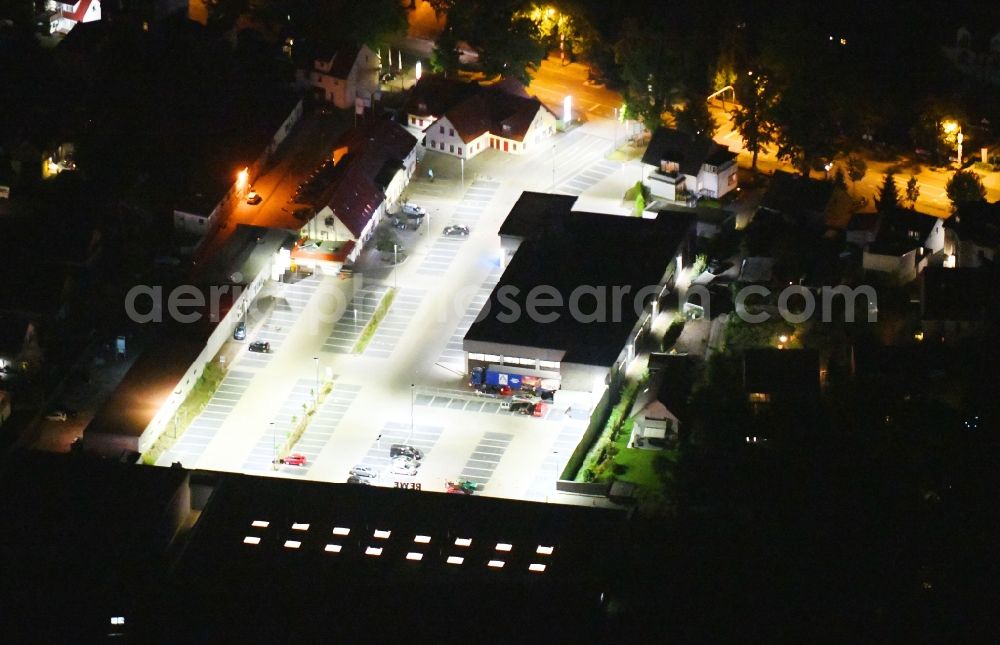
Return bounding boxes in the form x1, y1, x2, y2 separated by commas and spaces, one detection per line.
444, 88, 549, 144
60, 0, 94, 23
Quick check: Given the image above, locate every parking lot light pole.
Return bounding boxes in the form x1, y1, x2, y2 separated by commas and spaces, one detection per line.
393, 244, 398, 289
313, 356, 319, 407
409, 383, 415, 443
271, 422, 277, 471
551, 144, 556, 190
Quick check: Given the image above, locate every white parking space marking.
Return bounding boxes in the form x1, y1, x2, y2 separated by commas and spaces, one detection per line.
322, 285, 389, 353
438, 265, 502, 367
364, 288, 425, 359
415, 239, 464, 277
554, 159, 619, 196
459, 432, 514, 490
242, 379, 316, 473
279, 382, 361, 477
523, 422, 588, 501
415, 389, 566, 421
352, 422, 444, 484
238, 275, 322, 368
157, 369, 255, 467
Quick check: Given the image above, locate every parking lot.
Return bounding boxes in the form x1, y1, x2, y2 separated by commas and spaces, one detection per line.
241, 275, 322, 369
157, 369, 255, 467
555, 158, 620, 196
351, 421, 444, 485
458, 432, 514, 491
437, 265, 502, 368
449, 179, 500, 226
415, 237, 465, 277
242, 378, 315, 474
364, 287, 425, 359
414, 388, 567, 422
321, 284, 388, 354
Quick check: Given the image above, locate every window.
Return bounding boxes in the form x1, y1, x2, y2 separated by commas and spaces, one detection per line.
450, 145, 454, 153
449, 128, 455, 136
748, 392, 771, 403
410, 116, 415, 124
517, 358, 535, 366
439, 126, 444, 134
484, 354, 502, 363
539, 360, 560, 370
457, 148, 462, 156
469, 353, 486, 361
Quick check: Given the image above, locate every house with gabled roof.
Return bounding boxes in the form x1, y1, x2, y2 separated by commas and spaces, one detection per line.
296, 41, 378, 110
303, 119, 417, 270
641, 127, 738, 201
944, 200, 1000, 268
48, 0, 102, 35
420, 82, 557, 160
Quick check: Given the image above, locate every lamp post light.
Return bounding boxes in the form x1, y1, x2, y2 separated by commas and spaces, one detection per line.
409, 383, 415, 444
313, 356, 319, 407
551, 143, 556, 190
942, 121, 963, 166
271, 421, 277, 471
393, 243, 398, 289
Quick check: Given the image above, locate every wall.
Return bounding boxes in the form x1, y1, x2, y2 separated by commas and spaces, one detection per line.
558, 384, 611, 485
863, 248, 917, 283
137, 254, 272, 454
424, 117, 473, 157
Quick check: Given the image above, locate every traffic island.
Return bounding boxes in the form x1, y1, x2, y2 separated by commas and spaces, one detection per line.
352, 287, 397, 354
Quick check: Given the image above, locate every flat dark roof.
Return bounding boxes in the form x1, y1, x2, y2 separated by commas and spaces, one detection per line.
467, 194, 693, 366
174, 471, 623, 640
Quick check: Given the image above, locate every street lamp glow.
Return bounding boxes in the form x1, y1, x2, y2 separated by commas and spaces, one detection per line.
942, 121, 959, 135
415, 61, 422, 81
563, 95, 572, 123
237, 166, 249, 188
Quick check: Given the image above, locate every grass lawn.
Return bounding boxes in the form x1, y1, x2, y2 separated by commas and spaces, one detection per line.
607, 426, 679, 490
142, 360, 226, 465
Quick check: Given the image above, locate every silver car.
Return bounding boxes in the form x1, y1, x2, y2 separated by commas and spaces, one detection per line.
349, 465, 378, 480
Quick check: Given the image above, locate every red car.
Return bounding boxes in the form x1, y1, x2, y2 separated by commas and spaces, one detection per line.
532, 402, 546, 417
277, 453, 307, 466
498, 385, 513, 397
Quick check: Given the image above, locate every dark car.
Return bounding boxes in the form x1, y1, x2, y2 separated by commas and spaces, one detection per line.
249, 340, 271, 353
443, 225, 470, 237
234, 322, 247, 341
390, 444, 423, 460
381, 71, 396, 83
708, 259, 734, 275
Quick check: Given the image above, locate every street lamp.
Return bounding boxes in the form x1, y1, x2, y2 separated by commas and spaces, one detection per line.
271, 421, 277, 471
313, 356, 319, 407
551, 143, 556, 190
942, 121, 963, 166
393, 243, 398, 289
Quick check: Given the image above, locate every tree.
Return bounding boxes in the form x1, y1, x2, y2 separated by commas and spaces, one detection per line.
672, 98, 716, 138
945, 169, 987, 211
832, 167, 847, 191
731, 71, 778, 171
846, 155, 867, 193
905, 176, 920, 207
875, 172, 899, 213
614, 17, 685, 132
477, 15, 546, 84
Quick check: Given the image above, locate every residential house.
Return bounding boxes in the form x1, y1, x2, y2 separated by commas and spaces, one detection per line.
48, 0, 102, 35
303, 119, 418, 271
629, 355, 693, 447
846, 212, 881, 247
174, 94, 304, 235
296, 41, 378, 110
403, 75, 480, 134
641, 127, 738, 201
422, 84, 557, 159
944, 200, 1000, 267
0, 315, 30, 373
861, 207, 946, 283
920, 266, 998, 342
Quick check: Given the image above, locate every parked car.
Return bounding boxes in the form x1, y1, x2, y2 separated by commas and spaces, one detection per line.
390, 459, 419, 476
45, 410, 68, 422
249, 340, 271, 353
274, 453, 307, 466
350, 465, 378, 480
443, 225, 470, 237
401, 203, 426, 218
446, 479, 477, 495
381, 71, 396, 83
346, 475, 371, 485
233, 322, 247, 341
509, 401, 534, 415
392, 218, 408, 230
246, 190, 262, 205
390, 444, 423, 460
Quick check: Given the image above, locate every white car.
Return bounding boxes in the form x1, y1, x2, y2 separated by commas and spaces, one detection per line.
390, 458, 419, 476
401, 203, 426, 218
